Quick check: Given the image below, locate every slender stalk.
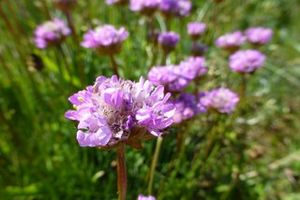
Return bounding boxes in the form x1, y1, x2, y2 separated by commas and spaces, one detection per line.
109, 54, 119, 76
65, 11, 79, 43
57, 45, 73, 84
117, 144, 127, 200
239, 74, 247, 100
161, 51, 168, 65
148, 136, 163, 195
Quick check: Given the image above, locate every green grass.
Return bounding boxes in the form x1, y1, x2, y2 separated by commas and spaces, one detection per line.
0, 0, 300, 199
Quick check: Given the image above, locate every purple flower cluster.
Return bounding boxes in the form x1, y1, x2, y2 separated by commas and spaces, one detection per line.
158, 31, 180, 53
187, 22, 206, 40
138, 195, 156, 200
65, 75, 175, 147
34, 18, 71, 49
215, 31, 246, 51
130, 0, 161, 15
148, 57, 207, 92
229, 50, 266, 73
171, 93, 205, 124
159, 0, 192, 17
245, 27, 273, 45
199, 88, 239, 114
54, 0, 77, 12
81, 25, 129, 55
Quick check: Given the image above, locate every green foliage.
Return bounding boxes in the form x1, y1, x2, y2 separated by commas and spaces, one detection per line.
0, 0, 300, 199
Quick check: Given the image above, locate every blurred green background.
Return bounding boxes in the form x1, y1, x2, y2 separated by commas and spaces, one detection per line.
0, 0, 300, 199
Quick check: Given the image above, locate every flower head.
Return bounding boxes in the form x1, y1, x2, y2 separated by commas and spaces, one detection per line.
158, 31, 180, 53
245, 27, 273, 45
148, 57, 206, 92
130, 0, 161, 15
215, 31, 246, 52
229, 50, 266, 73
53, 0, 77, 12
34, 18, 71, 49
171, 93, 205, 124
178, 56, 207, 80
138, 195, 156, 200
148, 65, 187, 92
199, 88, 239, 114
159, 0, 192, 17
81, 25, 129, 55
187, 22, 206, 40
65, 75, 175, 148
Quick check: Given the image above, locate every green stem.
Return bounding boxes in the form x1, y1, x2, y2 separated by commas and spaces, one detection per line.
109, 54, 119, 76
148, 136, 163, 195
117, 144, 127, 200
161, 51, 168, 65
65, 11, 79, 44
239, 75, 247, 100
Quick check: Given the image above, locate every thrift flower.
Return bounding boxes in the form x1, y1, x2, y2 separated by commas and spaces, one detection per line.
138, 195, 156, 200
148, 65, 188, 92
245, 27, 273, 45
81, 25, 129, 55
159, 0, 192, 17
178, 56, 207, 80
171, 93, 205, 124
187, 22, 206, 40
229, 50, 266, 73
148, 57, 206, 92
130, 0, 161, 16
158, 31, 180, 53
199, 88, 239, 114
215, 31, 246, 52
34, 18, 71, 49
65, 75, 175, 148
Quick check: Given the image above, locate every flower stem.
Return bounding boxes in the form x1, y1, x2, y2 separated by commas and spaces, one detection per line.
65, 11, 79, 44
239, 75, 247, 100
109, 54, 119, 76
117, 144, 127, 200
148, 136, 163, 195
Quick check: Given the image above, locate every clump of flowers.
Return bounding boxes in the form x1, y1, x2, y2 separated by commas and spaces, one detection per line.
130, 0, 161, 16
245, 27, 273, 46
158, 31, 180, 54
138, 195, 156, 200
171, 93, 205, 124
34, 18, 71, 49
229, 50, 266, 73
215, 31, 246, 52
187, 22, 207, 40
148, 57, 207, 92
159, 0, 192, 18
53, 0, 77, 12
106, 0, 129, 6
65, 75, 175, 148
199, 88, 239, 114
81, 25, 129, 55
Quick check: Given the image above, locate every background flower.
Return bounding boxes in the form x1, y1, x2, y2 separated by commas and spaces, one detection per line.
34, 18, 71, 49
215, 31, 246, 51
229, 50, 266, 73
199, 88, 239, 114
245, 27, 273, 45
81, 25, 129, 55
